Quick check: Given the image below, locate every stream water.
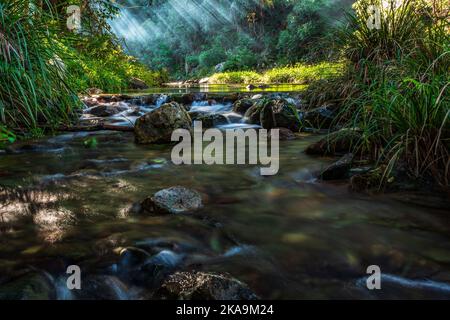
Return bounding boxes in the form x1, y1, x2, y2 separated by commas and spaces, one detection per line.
0, 91, 450, 299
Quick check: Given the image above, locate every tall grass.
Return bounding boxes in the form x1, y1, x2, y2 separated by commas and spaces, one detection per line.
308, 0, 449, 188
0, 0, 80, 136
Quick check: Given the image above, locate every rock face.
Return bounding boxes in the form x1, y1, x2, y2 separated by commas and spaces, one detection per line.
141, 186, 203, 214
134, 102, 192, 144
244, 99, 301, 131
305, 128, 362, 156
192, 113, 228, 128
129, 77, 149, 90
319, 153, 354, 180
154, 271, 258, 300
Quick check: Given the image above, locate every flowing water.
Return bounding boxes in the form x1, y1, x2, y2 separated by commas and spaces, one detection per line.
1, 93, 450, 300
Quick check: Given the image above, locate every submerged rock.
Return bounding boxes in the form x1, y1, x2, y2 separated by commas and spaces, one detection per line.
141, 186, 203, 214
154, 271, 258, 300
305, 128, 362, 156
319, 153, 354, 180
134, 102, 192, 144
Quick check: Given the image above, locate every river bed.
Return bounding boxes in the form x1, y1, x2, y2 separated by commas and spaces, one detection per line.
1, 91, 450, 300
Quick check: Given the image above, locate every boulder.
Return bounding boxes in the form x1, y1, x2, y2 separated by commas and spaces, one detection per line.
154, 271, 258, 300
305, 128, 362, 156
134, 102, 192, 144
245, 99, 301, 131
141, 186, 203, 214
232, 99, 255, 115
319, 153, 354, 180
246, 84, 256, 90
129, 77, 149, 90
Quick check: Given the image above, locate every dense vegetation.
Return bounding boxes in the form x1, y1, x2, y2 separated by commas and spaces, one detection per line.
115, 0, 353, 79
0, 0, 164, 142
305, 0, 449, 188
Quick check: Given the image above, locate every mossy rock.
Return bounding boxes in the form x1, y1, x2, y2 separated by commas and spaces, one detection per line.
134, 102, 192, 144
244, 99, 301, 131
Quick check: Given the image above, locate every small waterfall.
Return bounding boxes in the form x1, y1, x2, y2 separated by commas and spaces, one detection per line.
190, 101, 232, 113
155, 95, 169, 107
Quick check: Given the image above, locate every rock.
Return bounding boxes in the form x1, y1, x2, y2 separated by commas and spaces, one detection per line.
350, 167, 385, 192
272, 128, 296, 140
257, 99, 301, 131
134, 102, 192, 144
87, 104, 126, 117
0, 271, 55, 300
303, 104, 337, 129
223, 93, 240, 104
141, 94, 158, 105
119, 247, 151, 270
199, 77, 210, 84
319, 153, 354, 180
244, 102, 263, 124
192, 113, 228, 128
232, 99, 255, 115
141, 250, 183, 274
246, 84, 256, 90
141, 186, 203, 214
129, 77, 149, 90
154, 271, 258, 300
305, 128, 362, 156
172, 93, 193, 105
251, 94, 263, 100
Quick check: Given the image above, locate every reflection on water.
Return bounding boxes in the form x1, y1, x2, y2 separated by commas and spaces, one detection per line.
124, 84, 308, 95
0, 130, 450, 299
